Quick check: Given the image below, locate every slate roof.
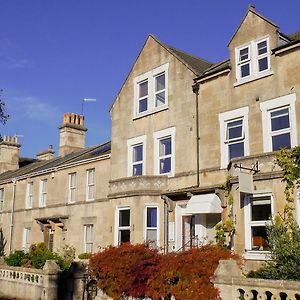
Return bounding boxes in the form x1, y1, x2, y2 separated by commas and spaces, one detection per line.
197, 59, 231, 79
288, 31, 300, 41
0, 141, 111, 182
163, 44, 213, 75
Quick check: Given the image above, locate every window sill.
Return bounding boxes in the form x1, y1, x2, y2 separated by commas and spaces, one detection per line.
133, 106, 168, 120
243, 250, 270, 260
234, 70, 274, 87
86, 198, 95, 202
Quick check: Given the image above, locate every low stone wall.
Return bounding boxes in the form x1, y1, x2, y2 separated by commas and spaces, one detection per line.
213, 259, 300, 300
0, 260, 61, 300
0, 260, 87, 300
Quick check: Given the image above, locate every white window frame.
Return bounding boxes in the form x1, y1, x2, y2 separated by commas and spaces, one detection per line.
260, 93, 297, 153
86, 168, 95, 201
23, 227, 31, 253
25, 182, 33, 209
0, 188, 4, 212
39, 179, 47, 207
244, 193, 274, 260
114, 206, 131, 246
83, 224, 93, 253
153, 127, 176, 177
144, 205, 159, 247
133, 63, 169, 118
68, 172, 77, 203
235, 36, 272, 85
127, 135, 147, 177
219, 106, 249, 169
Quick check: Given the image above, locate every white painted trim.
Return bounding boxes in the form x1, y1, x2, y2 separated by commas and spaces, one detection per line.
39, 179, 47, 207
25, 182, 33, 209
153, 127, 176, 176
22, 227, 31, 253
114, 206, 131, 246
86, 168, 96, 201
260, 93, 297, 152
68, 172, 76, 203
83, 224, 94, 253
127, 135, 147, 176
133, 63, 169, 118
244, 193, 274, 257
219, 106, 249, 169
144, 205, 160, 247
235, 36, 271, 84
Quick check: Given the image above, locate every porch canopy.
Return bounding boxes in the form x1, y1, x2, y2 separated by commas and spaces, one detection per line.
185, 193, 222, 214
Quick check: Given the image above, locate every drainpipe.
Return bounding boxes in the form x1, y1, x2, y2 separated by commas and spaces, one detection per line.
8, 178, 17, 253
161, 195, 173, 254
192, 82, 200, 187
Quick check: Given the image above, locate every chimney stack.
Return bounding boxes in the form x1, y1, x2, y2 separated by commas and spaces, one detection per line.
58, 113, 87, 156
0, 135, 21, 173
36, 145, 55, 161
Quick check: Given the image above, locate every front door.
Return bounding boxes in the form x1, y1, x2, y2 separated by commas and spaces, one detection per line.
182, 215, 195, 250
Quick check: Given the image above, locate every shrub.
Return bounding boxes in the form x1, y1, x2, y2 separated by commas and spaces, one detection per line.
89, 243, 236, 300
28, 243, 57, 269
78, 252, 92, 259
5, 250, 27, 267
147, 244, 235, 300
90, 243, 160, 299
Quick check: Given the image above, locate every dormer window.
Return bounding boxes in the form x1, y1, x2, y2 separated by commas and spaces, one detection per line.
133, 63, 169, 118
235, 37, 271, 84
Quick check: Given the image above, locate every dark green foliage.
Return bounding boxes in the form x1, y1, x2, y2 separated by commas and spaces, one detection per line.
0, 228, 7, 256
5, 243, 73, 270
78, 252, 92, 259
5, 250, 26, 267
248, 219, 300, 280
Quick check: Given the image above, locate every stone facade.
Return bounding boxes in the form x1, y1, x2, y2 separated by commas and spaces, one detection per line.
0, 5, 299, 267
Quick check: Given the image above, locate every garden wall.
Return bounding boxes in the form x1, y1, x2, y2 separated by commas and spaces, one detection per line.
0, 260, 86, 300
213, 260, 300, 300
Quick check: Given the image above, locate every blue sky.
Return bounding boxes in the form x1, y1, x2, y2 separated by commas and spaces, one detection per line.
1, 1, 300, 158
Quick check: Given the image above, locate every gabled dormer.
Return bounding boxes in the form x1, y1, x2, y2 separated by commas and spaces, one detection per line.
228, 5, 279, 86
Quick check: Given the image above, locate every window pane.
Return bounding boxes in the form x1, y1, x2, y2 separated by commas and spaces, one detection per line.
258, 57, 268, 72
271, 108, 289, 131
252, 226, 268, 251
227, 120, 243, 140
159, 138, 171, 156
139, 98, 148, 113
257, 41, 267, 55
272, 133, 291, 151
155, 91, 165, 107
251, 197, 271, 221
241, 64, 250, 77
229, 142, 244, 160
239, 48, 248, 61
133, 145, 143, 162
119, 230, 130, 243
147, 207, 157, 227
119, 209, 130, 227
85, 225, 93, 240
88, 186, 94, 199
133, 163, 143, 176
86, 243, 93, 253
160, 157, 171, 174
146, 229, 157, 243
155, 74, 165, 92
88, 169, 95, 184
139, 81, 148, 98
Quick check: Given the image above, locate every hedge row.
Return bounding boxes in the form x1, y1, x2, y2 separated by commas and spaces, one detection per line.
89, 243, 236, 300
